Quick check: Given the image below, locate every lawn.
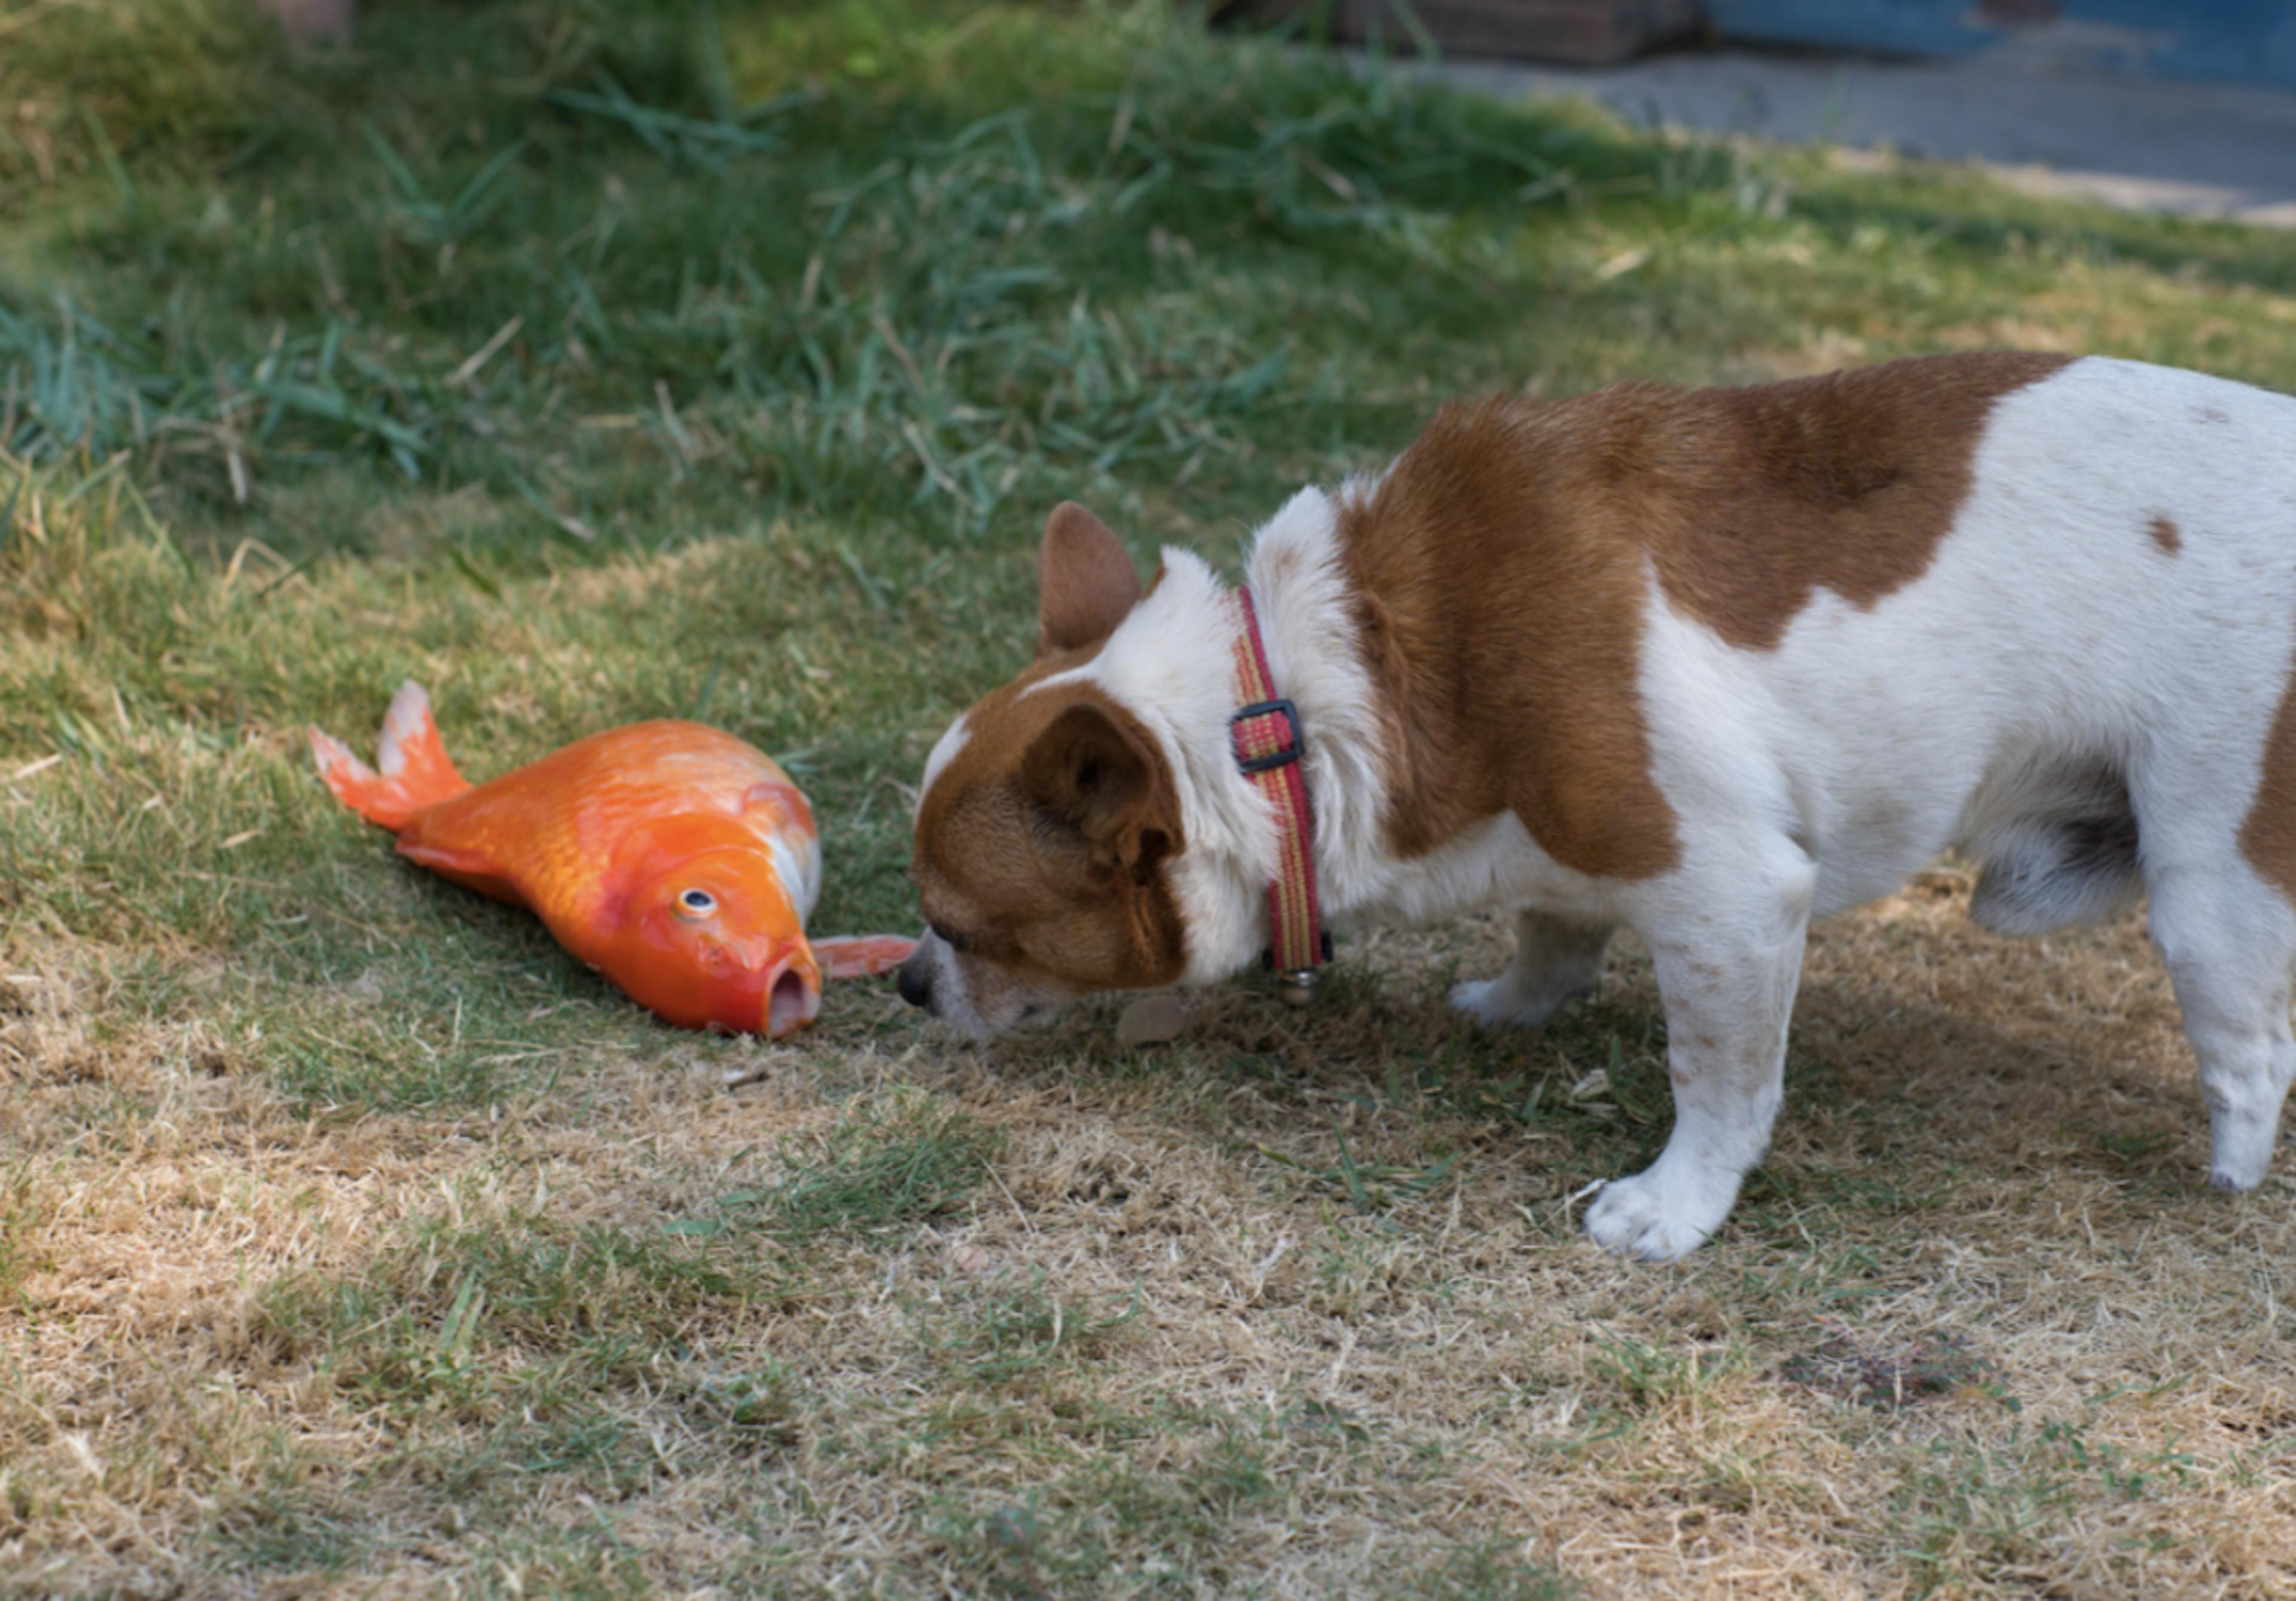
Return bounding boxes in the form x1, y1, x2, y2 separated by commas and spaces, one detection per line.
5, 1, 2296, 1595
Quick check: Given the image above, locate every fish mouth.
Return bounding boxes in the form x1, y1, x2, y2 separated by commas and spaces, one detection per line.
766, 965, 822, 1037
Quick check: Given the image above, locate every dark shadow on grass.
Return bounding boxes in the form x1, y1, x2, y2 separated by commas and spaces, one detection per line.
896, 939, 2225, 1249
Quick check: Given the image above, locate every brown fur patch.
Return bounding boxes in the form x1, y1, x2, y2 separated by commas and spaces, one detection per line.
2148, 514, 2182, 555
1037, 502, 1143, 658
912, 676, 1187, 1000
2240, 654, 2296, 901
1337, 352, 2074, 880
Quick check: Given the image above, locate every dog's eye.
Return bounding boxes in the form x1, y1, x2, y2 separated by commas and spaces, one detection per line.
676, 889, 718, 919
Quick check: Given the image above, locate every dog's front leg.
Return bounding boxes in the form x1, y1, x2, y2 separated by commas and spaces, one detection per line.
1449, 909, 1614, 1029
1585, 864, 1813, 1260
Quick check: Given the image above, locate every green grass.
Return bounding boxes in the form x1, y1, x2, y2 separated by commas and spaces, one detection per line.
7, 1, 2296, 1596
755, 1086, 1000, 1240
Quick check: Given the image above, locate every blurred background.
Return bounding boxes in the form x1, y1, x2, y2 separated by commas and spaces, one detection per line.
1225, 0, 2296, 224
7, 0, 2289, 579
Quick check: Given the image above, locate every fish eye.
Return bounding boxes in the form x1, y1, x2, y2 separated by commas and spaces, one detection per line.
676, 888, 718, 918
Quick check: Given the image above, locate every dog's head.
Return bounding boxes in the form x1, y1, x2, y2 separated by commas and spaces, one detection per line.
899, 503, 1189, 1034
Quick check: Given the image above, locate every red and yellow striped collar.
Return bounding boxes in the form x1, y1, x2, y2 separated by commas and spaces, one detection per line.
1229, 587, 1327, 1004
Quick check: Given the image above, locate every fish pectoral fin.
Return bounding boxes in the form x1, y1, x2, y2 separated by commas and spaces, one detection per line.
813, 935, 917, 980
398, 839, 524, 905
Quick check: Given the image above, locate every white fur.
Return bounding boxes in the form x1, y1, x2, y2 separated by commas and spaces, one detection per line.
921, 357, 2296, 1256
917, 713, 971, 811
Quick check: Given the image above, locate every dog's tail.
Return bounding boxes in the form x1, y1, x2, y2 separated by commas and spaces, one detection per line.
308, 680, 471, 832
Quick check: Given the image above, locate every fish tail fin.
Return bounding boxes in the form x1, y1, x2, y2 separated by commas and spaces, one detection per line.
308, 680, 471, 831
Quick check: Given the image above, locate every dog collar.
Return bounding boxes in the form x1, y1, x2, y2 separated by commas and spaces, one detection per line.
1230, 586, 1328, 1006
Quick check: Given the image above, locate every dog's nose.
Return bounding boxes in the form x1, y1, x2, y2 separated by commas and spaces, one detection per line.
896, 951, 933, 1011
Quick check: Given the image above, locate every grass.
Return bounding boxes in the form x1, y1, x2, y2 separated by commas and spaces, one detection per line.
4, 0, 2296, 1595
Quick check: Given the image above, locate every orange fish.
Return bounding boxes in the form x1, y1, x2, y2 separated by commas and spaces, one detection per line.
309, 682, 912, 1036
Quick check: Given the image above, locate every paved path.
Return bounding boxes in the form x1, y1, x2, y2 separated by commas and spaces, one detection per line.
1430, 50, 2296, 226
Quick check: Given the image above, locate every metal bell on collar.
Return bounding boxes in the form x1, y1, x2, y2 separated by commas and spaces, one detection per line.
1275, 967, 1319, 1008
1265, 932, 1335, 1008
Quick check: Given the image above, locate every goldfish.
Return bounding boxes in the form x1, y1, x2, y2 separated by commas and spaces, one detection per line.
309, 682, 912, 1036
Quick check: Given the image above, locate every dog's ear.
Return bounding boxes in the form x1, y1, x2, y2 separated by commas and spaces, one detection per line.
1038, 502, 1143, 658
1021, 699, 1177, 881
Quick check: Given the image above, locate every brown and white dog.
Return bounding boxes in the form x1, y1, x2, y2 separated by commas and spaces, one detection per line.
900, 353, 2296, 1258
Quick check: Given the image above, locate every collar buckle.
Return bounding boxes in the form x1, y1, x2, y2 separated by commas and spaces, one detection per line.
1230, 698, 1303, 775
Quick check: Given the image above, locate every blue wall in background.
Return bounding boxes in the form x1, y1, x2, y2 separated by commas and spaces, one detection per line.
1709, 1, 2296, 91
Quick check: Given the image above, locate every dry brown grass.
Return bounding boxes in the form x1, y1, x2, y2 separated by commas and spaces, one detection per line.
7, 866, 2296, 1597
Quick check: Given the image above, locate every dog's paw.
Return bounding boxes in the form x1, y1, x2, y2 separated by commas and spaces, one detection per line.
2208, 1153, 2271, 1193
2207, 1114, 2277, 1193
1448, 977, 1562, 1030
1583, 1163, 1738, 1261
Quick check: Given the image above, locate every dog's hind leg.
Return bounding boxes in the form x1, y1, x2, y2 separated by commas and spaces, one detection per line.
2147, 861, 2296, 1191
1449, 908, 1614, 1029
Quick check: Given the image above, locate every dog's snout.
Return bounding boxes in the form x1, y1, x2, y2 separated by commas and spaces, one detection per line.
896, 949, 933, 1011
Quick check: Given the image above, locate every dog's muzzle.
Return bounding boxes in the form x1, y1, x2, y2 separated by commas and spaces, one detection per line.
896, 943, 936, 1013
